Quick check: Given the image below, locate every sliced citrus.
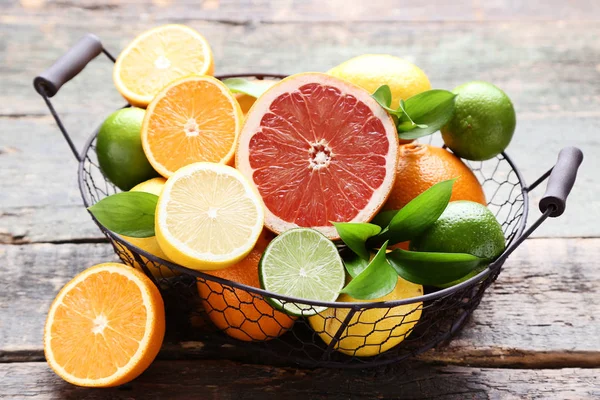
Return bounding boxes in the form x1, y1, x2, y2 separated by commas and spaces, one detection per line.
155, 162, 264, 270
44, 263, 165, 387
142, 75, 243, 177
236, 72, 399, 239
113, 24, 214, 108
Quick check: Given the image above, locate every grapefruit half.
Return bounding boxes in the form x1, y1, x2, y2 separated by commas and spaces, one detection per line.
236, 73, 398, 239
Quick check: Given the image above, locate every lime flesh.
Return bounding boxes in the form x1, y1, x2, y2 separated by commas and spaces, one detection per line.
259, 228, 345, 316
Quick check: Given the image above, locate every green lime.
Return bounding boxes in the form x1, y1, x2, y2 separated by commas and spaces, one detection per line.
259, 228, 345, 316
96, 107, 158, 191
410, 201, 505, 287
441, 81, 516, 161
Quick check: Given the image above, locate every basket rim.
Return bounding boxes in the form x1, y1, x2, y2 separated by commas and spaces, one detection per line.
78, 73, 529, 310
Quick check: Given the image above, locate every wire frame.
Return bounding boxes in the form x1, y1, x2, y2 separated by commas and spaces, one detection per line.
78, 118, 527, 369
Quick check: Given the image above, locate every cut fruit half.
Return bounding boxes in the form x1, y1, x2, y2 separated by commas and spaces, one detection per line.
236, 72, 399, 239
113, 24, 214, 108
142, 75, 243, 177
44, 263, 165, 387
155, 162, 265, 270
259, 228, 345, 316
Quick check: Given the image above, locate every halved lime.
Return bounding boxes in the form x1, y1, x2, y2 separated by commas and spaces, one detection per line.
259, 228, 345, 316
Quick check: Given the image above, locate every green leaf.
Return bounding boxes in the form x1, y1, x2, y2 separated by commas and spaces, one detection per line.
343, 253, 370, 278
88, 192, 158, 238
387, 248, 487, 286
371, 179, 455, 245
371, 210, 399, 228
222, 78, 271, 98
341, 242, 398, 300
372, 85, 392, 108
398, 90, 456, 140
332, 222, 381, 260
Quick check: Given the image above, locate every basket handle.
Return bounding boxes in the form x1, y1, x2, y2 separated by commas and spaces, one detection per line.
539, 147, 584, 217
33, 34, 116, 161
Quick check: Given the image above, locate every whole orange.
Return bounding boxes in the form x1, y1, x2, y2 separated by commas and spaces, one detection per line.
198, 230, 296, 341
383, 143, 486, 212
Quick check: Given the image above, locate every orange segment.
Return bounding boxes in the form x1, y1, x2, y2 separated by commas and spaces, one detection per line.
142, 76, 243, 177
113, 24, 214, 108
44, 263, 165, 387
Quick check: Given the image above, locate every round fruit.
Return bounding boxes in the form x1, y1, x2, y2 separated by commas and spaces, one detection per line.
441, 81, 516, 161
236, 72, 399, 239
259, 228, 346, 316
410, 201, 506, 286
142, 75, 243, 178
113, 24, 214, 108
44, 263, 165, 387
120, 177, 176, 279
234, 79, 279, 114
96, 107, 158, 191
198, 230, 296, 341
155, 162, 264, 271
383, 143, 486, 212
328, 54, 431, 109
308, 277, 423, 357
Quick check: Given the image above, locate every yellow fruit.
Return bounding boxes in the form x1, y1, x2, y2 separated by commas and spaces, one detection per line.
44, 263, 165, 387
328, 54, 431, 109
113, 24, 214, 108
120, 178, 177, 279
234, 79, 278, 114
155, 162, 264, 271
308, 277, 423, 357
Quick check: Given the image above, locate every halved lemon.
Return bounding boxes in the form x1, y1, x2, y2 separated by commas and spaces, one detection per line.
44, 263, 165, 387
113, 24, 214, 108
155, 162, 265, 270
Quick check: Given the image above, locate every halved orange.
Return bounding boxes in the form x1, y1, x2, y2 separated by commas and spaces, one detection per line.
44, 263, 165, 387
113, 24, 214, 108
142, 76, 243, 177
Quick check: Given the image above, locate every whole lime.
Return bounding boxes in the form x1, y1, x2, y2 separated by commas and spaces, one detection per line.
410, 201, 505, 287
96, 107, 158, 190
441, 81, 516, 161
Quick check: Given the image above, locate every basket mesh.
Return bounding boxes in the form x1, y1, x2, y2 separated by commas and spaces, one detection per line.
80, 131, 525, 368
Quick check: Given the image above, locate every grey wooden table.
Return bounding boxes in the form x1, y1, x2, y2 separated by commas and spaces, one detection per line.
1, 1, 599, 398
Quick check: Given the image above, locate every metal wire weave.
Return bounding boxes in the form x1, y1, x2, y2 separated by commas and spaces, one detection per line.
78, 91, 527, 369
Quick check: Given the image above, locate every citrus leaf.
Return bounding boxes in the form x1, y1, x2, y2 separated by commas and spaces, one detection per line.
372, 85, 392, 108
398, 90, 456, 140
343, 253, 370, 278
332, 222, 381, 260
222, 78, 270, 98
341, 242, 397, 300
371, 210, 399, 228
387, 248, 487, 286
371, 179, 455, 245
88, 192, 158, 238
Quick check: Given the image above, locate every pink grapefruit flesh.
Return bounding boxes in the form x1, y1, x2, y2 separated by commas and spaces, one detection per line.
236, 73, 398, 239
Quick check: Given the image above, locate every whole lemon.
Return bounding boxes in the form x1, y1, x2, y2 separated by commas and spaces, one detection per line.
308, 277, 423, 357
328, 54, 431, 109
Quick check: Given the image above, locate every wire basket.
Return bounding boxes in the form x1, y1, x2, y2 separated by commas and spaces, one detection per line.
34, 34, 583, 368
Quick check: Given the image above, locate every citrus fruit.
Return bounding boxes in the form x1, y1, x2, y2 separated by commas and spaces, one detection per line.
198, 230, 296, 341
96, 107, 158, 191
234, 79, 278, 114
410, 200, 506, 287
155, 162, 264, 271
441, 81, 516, 161
44, 263, 165, 387
328, 54, 431, 109
142, 75, 243, 177
308, 277, 423, 357
383, 143, 486, 212
236, 72, 399, 239
120, 177, 176, 279
259, 228, 345, 316
113, 24, 214, 108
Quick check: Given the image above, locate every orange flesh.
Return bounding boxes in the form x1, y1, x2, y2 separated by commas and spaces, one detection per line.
248, 83, 391, 227
145, 79, 239, 174
49, 271, 146, 380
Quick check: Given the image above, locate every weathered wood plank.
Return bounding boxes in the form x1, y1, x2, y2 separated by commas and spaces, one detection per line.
7, 0, 600, 22
1, 19, 598, 241
1, 361, 598, 399
1, 238, 599, 368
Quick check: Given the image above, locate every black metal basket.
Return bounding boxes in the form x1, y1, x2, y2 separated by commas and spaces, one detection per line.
34, 34, 583, 368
